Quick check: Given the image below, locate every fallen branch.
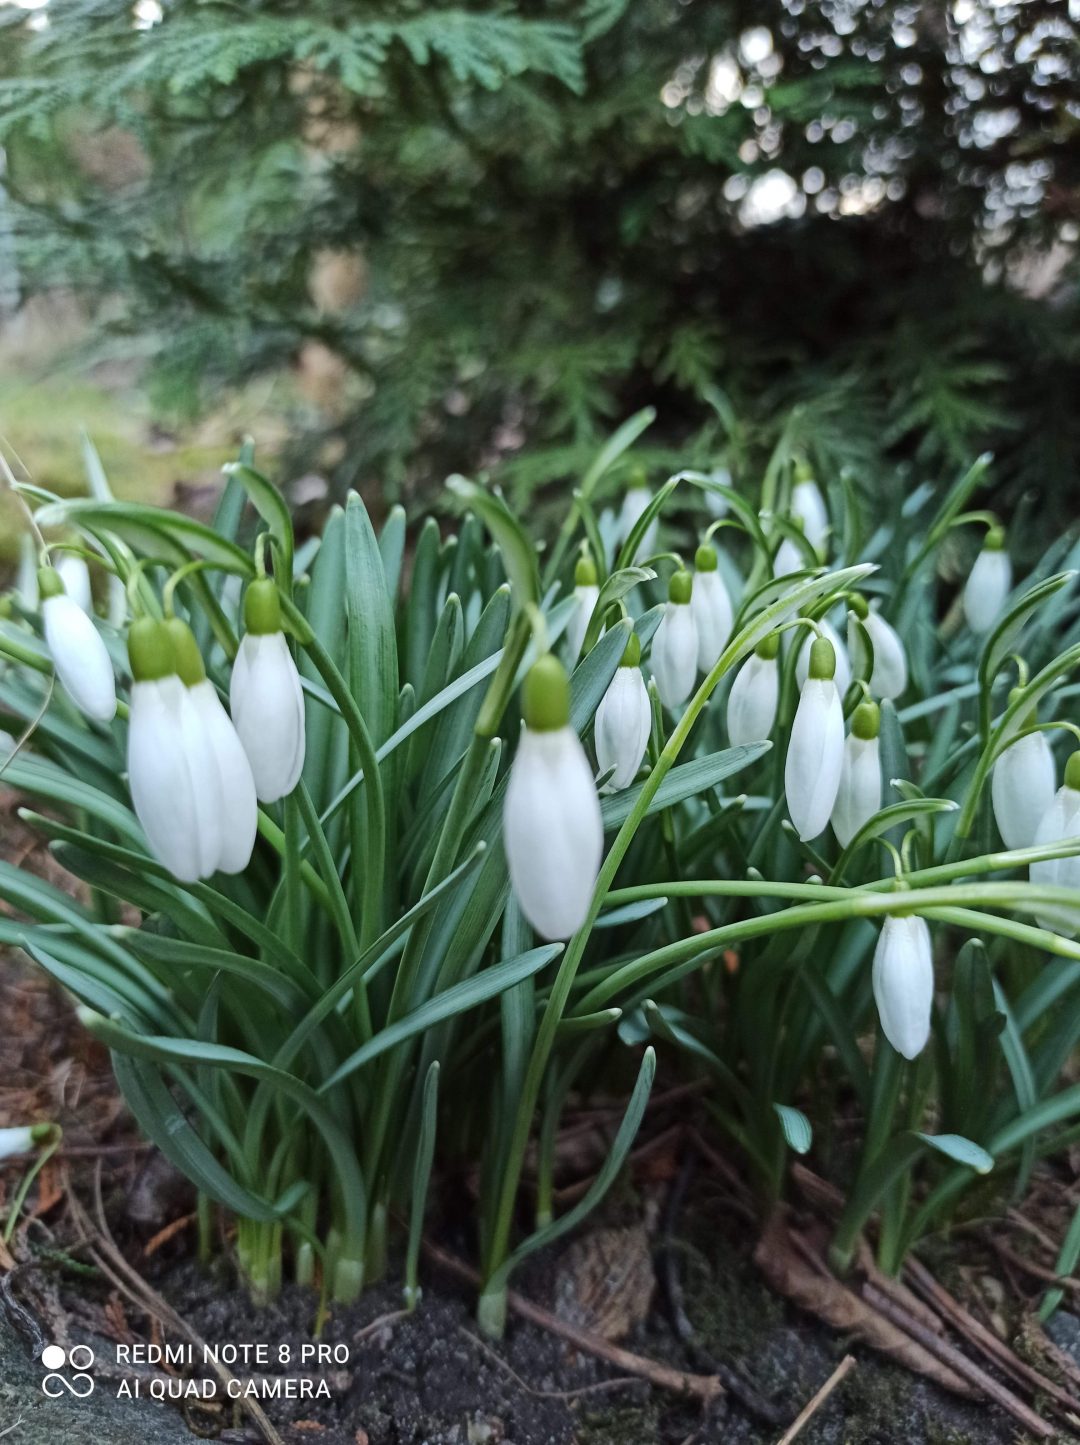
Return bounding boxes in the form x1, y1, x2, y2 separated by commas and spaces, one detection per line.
422, 1237, 723, 1403
775, 1354, 855, 1445
904, 1254, 1080, 1423
863, 1282, 1055, 1440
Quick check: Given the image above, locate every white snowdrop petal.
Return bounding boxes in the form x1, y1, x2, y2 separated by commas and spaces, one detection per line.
190, 680, 258, 874
56, 555, 93, 613
0, 1126, 36, 1160
566, 584, 599, 663
1032, 785, 1080, 935
504, 726, 603, 940
785, 676, 844, 841
866, 612, 908, 699
690, 571, 733, 673
991, 731, 1056, 851
650, 603, 698, 709
128, 678, 204, 882
176, 685, 224, 878
595, 667, 651, 791
872, 915, 934, 1059
831, 733, 882, 847
42, 595, 117, 721
726, 654, 778, 747
963, 549, 1012, 634
796, 621, 851, 699
791, 479, 828, 551
230, 632, 306, 803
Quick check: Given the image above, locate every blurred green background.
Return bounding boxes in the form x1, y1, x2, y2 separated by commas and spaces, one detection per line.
0, 0, 1077, 544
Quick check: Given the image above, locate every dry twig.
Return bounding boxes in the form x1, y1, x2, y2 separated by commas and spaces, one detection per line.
775, 1355, 856, 1445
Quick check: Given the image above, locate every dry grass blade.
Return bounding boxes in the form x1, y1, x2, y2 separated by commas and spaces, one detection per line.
65, 1170, 287, 1445
775, 1354, 856, 1445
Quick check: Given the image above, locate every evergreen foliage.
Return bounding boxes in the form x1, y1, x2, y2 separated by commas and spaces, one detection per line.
2, 1, 1077, 525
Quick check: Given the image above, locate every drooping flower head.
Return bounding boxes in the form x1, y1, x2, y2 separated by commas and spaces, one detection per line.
230, 578, 306, 804
504, 654, 603, 940
832, 699, 882, 847
847, 594, 908, 700
727, 632, 780, 746
37, 565, 117, 722
796, 617, 851, 700
690, 544, 733, 675
790, 457, 829, 555
991, 689, 1055, 851
963, 525, 1011, 635
617, 469, 659, 562
785, 635, 844, 841
566, 553, 600, 663
650, 569, 698, 710
594, 632, 651, 792
872, 913, 934, 1059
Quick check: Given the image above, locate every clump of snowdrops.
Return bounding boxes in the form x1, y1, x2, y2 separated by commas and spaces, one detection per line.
3, 419, 1080, 1335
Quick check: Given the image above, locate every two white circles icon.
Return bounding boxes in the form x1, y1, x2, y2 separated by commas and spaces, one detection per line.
41, 1343, 95, 1397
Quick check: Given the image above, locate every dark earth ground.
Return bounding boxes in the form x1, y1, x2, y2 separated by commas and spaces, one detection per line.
0, 797, 1073, 1443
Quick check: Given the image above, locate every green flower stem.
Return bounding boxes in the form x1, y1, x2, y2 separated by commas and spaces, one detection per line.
479, 564, 875, 1324
255, 812, 332, 916
282, 599, 385, 952
294, 781, 368, 1034
576, 883, 1080, 1017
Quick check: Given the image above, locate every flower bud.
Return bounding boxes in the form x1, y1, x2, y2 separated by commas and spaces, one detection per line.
785, 638, 844, 840
594, 634, 651, 792
0, 1124, 52, 1160
650, 571, 698, 709
963, 527, 1011, 634
872, 914, 934, 1059
991, 694, 1055, 851
704, 467, 731, 519
727, 634, 779, 746
504, 656, 603, 940
566, 555, 599, 662
796, 618, 851, 699
1031, 751, 1080, 936
847, 600, 907, 700
831, 701, 882, 846
38, 566, 117, 722
230, 580, 306, 803
690, 545, 733, 674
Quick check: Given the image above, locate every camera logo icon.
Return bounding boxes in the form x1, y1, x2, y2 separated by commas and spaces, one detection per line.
41, 1343, 95, 1397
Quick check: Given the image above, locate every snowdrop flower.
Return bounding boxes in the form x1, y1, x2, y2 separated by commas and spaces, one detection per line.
847, 597, 907, 700
991, 693, 1055, 851
566, 555, 599, 663
650, 570, 698, 709
127, 618, 223, 882
831, 700, 882, 847
38, 566, 116, 722
690, 544, 733, 674
230, 579, 306, 803
618, 473, 659, 562
504, 655, 603, 940
0, 1124, 52, 1160
790, 464, 829, 554
785, 636, 844, 841
1031, 751, 1080, 936
727, 634, 779, 746
594, 633, 651, 792
166, 618, 258, 875
963, 526, 1011, 634
872, 913, 934, 1059
796, 618, 851, 699
55, 553, 93, 614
